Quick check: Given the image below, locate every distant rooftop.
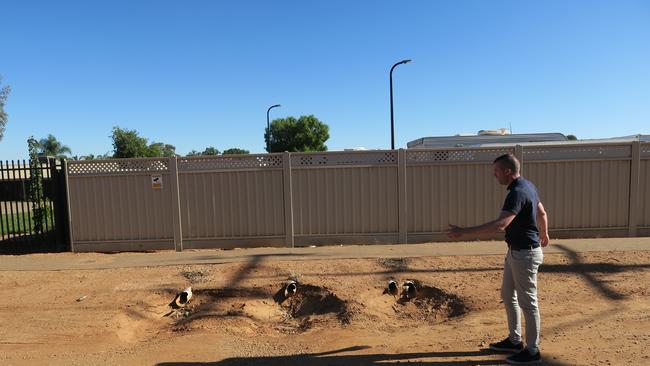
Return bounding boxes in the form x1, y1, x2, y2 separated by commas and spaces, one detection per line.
407, 132, 569, 149
407, 132, 649, 149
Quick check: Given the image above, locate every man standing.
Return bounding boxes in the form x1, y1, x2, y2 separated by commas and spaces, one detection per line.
448, 153, 549, 365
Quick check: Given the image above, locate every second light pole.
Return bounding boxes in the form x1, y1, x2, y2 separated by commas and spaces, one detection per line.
390, 59, 411, 150
266, 104, 281, 152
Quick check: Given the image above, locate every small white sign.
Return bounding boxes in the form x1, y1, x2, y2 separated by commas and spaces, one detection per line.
151, 174, 163, 189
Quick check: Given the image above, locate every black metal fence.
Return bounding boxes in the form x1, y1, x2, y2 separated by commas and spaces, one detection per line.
0, 157, 69, 254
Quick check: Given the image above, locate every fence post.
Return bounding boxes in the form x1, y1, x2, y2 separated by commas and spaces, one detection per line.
398, 149, 408, 244
515, 144, 524, 175
48, 158, 60, 247
63, 159, 75, 252
282, 152, 294, 248
49, 157, 69, 251
628, 141, 640, 237
169, 156, 184, 251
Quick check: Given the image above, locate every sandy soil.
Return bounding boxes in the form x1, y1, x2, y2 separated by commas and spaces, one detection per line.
0, 249, 649, 365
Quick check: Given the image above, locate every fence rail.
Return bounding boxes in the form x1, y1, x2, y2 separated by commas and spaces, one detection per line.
65, 141, 650, 252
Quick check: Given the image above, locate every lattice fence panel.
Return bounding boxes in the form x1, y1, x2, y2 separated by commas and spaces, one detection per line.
68, 159, 169, 175
523, 145, 631, 161
406, 148, 513, 164
291, 151, 397, 167
179, 154, 283, 171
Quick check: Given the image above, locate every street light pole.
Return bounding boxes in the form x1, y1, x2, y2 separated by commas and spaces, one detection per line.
266, 104, 281, 153
390, 59, 411, 150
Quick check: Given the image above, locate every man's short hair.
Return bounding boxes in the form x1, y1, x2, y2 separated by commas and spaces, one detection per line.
493, 153, 520, 174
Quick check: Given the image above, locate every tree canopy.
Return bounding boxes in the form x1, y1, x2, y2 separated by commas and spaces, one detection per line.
37, 134, 71, 157
187, 147, 220, 156
111, 126, 176, 158
265, 115, 329, 152
222, 148, 249, 155
0, 76, 10, 142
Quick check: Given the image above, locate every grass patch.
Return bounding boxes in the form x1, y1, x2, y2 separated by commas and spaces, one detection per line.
1, 209, 55, 235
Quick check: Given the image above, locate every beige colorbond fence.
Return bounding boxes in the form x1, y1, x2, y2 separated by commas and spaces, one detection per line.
178, 155, 286, 249
66, 142, 650, 252
66, 159, 177, 251
406, 148, 513, 242
524, 145, 633, 233
290, 151, 399, 245
640, 142, 650, 230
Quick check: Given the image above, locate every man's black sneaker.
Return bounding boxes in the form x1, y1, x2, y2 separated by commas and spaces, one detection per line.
489, 337, 525, 352
506, 349, 542, 364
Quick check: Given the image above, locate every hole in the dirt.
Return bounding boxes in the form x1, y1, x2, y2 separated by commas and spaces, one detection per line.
390, 281, 467, 322
274, 283, 351, 325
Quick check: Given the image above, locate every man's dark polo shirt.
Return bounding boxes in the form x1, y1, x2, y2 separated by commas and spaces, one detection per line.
502, 177, 540, 249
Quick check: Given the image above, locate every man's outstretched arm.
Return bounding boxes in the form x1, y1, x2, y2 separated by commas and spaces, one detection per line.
448, 210, 516, 239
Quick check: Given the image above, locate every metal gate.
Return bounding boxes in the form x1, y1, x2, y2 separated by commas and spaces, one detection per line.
0, 157, 69, 254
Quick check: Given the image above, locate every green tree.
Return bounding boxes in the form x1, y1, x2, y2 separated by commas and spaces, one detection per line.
111, 127, 150, 158
37, 134, 72, 157
567, 134, 577, 141
222, 148, 249, 155
148, 142, 177, 157
265, 115, 329, 152
187, 146, 220, 156
202, 146, 220, 155
89, 153, 111, 160
0, 76, 10, 142
111, 126, 176, 158
71, 153, 111, 160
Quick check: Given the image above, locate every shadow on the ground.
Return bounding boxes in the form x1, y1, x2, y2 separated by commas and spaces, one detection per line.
541, 244, 650, 300
178, 252, 317, 262
155, 346, 573, 366
172, 244, 649, 305
0, 232, 64, 255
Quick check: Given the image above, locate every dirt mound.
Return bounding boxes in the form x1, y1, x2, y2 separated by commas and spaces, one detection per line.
276, 283, 350, 322
392, 280, 467, 322
160, 283, 351, 334
2, 250, 648, 365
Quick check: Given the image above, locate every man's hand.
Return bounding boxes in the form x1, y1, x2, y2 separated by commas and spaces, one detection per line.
540, 233, 550, 247
448, 224, 464, 239
537, 202, 549, 247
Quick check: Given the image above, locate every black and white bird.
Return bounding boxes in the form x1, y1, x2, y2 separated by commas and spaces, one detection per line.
284, 280, 297, 298
387, 280, 399, 296
169, 286, 193, 309
402, 280, 417, 299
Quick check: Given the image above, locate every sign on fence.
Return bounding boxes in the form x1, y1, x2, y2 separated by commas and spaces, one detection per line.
151, 174, 162, 189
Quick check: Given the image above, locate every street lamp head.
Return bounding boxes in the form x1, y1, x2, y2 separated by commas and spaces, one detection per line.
400, 59, 412, 65
272, 104, 281, 108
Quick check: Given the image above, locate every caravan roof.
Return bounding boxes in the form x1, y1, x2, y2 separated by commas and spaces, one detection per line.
407, 133, 568, 149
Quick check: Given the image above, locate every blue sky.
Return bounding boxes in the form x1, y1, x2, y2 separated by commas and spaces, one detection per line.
1, 0, 649, 159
